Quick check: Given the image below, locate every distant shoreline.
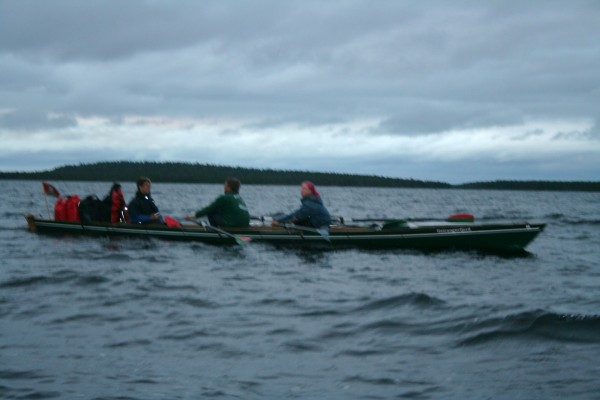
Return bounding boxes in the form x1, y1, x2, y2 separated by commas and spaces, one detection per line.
1, 161, 599, 192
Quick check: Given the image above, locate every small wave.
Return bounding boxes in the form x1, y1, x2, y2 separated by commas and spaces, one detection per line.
180, 297, 216, 308
192, 342, 250, 359
77, 275, 110, 285
1, 388, 62, 399
159, 329, 211, 341
458, 310, 600, 345
0, 370, 62, 400
0, 272, 108, 289
140, 279, 197, 292
0, 226, 27, 231
0, 369, 48, 380
319, 322, 360, 340
49, 313, 106, 324
90, 253, 135, 261
254, 298, 299, 307
0, 273, 74, 288
363, 319, 410, 332
544, 212, 564, 220
282, 339, 322, 353
0, 276, 52, 288
563, 218, 600, 226
543, 213, 600, 225
126, 378, 160, 385
343, 374, 440, 398
106, 339, 153, 348
353, 293, 445, 312
266, 328, 297, 335
338, 348, 391, 357
199, 389, 228, 398
3, 211, 29, 218
296, 309, 341, 317
343, 374, 399, 386
478, 212, 532, 221
145, 254, 174, 264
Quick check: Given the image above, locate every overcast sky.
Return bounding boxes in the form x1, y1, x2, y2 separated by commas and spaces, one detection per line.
1, 0, 599, 183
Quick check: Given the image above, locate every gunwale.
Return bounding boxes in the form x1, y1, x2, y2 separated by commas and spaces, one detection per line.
25, 214, 545, 252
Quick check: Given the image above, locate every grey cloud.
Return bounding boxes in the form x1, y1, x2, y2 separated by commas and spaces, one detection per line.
0, 1, 229, 61
0, 109, 76, 131
374, 102, 525, 136
590, 119, 600, 139
0, 1, 599, 147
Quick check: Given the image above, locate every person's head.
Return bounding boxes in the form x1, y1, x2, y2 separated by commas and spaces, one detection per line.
136, 176, 152, 194
301, 181, 320, 198
225, 177, 241, 193
111, 182, 124, 199
110, 182, 122, 194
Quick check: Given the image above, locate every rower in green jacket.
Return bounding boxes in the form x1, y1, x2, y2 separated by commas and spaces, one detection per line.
185, 178, 250, 227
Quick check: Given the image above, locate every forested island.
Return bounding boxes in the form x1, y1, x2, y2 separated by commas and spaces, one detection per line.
1, 161, 598, 192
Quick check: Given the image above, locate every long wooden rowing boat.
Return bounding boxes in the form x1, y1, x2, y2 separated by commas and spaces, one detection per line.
25, 214, 545, 252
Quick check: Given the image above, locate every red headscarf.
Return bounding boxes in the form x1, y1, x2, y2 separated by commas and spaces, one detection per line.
302, 180, 320, 197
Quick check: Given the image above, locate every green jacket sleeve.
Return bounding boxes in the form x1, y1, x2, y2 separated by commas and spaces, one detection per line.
194, 195, 226, 218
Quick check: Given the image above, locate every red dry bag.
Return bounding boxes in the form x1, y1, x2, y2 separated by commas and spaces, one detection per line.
66, 195, 81, 222
54, 197, 67, 220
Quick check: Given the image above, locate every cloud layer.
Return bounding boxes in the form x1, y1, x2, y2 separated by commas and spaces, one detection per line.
1, 1, 599, 182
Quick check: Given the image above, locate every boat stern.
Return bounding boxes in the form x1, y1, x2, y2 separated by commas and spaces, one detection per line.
25, 214, 39, 232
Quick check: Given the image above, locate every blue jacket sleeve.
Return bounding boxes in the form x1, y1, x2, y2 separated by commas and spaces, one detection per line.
276, 205, 310, 223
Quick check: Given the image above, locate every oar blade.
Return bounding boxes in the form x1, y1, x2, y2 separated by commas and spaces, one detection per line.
236, 236, 252, 245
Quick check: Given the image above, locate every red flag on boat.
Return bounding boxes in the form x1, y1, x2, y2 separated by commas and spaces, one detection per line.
42, 182, 60, 198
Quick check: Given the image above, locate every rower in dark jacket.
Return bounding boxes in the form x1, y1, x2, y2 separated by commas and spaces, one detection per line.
128, 176, 163, 224
272, 181, 331, 230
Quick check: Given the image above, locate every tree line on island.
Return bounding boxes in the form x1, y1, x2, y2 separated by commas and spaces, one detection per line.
0, 161, 598, 192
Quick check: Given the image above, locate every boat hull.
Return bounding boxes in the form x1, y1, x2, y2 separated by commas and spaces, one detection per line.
25, 214, 545, 252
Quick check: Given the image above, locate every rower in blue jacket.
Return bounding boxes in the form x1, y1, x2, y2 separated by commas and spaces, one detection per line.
272, 181, 331, 230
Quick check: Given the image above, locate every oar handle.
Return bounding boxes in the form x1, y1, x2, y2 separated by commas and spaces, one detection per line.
250, 215, 273, 223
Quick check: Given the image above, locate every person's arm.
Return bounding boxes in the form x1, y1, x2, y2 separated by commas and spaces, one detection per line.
128, 198, 160, 223
275, 204, 310, 224
194, 196, 225, 218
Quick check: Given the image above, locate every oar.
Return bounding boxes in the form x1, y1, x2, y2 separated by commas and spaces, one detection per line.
331, 213, 475, 224
187, 219, 250, 245
206, 225, 250, 245
280, 223, 331, 243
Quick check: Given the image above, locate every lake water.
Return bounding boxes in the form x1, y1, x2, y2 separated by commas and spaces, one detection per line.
1, 180, 599, 399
